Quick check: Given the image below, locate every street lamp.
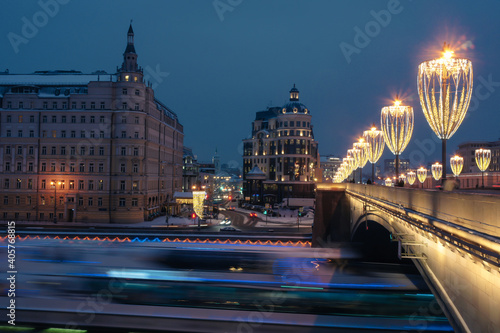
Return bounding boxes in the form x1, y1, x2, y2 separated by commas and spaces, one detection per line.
418, 44, 473, 181
407, 170, 416, 186
432, 162, 443, 181
385, 177, 392, 187
381, 99, 414, 180
450, 155, 464, 180
353, 138, 369, 184
475, 148, 491, 188
399, 174, 406, 185
363, 125, 385, 183
50, 180, 63, 224
348, 148, 359, 182
417, 167, 427, 188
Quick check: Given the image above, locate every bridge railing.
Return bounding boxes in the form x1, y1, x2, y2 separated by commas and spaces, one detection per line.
343, 183, 500, 239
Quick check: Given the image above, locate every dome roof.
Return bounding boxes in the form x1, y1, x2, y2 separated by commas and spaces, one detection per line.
281, 101, 310, 115
281, 84, 310, 114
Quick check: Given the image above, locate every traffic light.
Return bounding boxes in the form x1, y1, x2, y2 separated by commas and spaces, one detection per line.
229, 196, 232, 201
191, 213, 196, 219
263, 210, 267, 215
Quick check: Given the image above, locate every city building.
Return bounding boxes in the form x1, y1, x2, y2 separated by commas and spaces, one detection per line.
320, 155, 341, 182
182, 146, 199, 192
0, 24, 183, 223
384, 158, 410, 177
242, 85, 320, 205
456, 139, 500, 173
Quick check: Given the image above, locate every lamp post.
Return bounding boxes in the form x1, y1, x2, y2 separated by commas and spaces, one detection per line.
407, 170, 416, 186
475, 148, 491, 188
418, 44, 473, 181
385, 177, 392, 187
353, 138, 369, 184
432, 162, 443, 186
348, 148, 359, 183
50, 181, 62, 224
417, 167, 427, 189
381, 99, 414, 181
450, 155, 464, 181
399, 174, 406, 186
363, 125, 385, 183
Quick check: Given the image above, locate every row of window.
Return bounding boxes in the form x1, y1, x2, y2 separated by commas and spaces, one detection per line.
4, 129, 143, 139
4, 145, 140, 157
2, 196, 139, 208
4, 95, 141, 111
4, 161, 140, 173
5, 114, 142, 124
255, 121, 310, 132
2, 178, 146, 192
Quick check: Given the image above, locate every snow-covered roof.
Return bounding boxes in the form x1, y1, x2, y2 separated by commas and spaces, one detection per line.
174, 192, 193, 199
0, 73, 116, 86
247, 166, 265, 175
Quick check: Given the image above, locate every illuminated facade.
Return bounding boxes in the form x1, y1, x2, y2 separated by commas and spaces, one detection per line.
242, 85, 319, 204
0, 25, 183, 223
320, 155, 341, 182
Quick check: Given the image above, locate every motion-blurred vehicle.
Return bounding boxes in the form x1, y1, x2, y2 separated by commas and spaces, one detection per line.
249, 212, 257, 218
220, 226, 241, 232
220, 218, 232, 225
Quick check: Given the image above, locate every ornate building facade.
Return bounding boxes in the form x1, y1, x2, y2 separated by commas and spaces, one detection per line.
242, 85, 319, 205
0, 25, 183, 223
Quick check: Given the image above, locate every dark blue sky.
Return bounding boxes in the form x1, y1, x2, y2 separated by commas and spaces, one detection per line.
2, 0, 499, 169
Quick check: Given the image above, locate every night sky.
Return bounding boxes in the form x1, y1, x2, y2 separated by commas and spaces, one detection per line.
2, 0, 500, 171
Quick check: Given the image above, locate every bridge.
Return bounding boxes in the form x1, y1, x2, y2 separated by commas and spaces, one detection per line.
313, 183, 500, 333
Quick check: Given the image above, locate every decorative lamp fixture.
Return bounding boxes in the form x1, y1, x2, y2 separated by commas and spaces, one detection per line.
381, 99, 414, 179
353, 138, 369, 183
407, 170, 416, 186
475, 148, 491, 188
432, 162, 443, 181
363, 125, 385, 182
418, 44, 473, 181
417, 167, 427, 188
450, 155, 464, 178
192, 191, 206, 218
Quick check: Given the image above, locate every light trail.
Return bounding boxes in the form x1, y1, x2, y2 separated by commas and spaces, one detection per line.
0, 235, 311, 247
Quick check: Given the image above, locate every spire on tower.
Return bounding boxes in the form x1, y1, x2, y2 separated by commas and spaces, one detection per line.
120, 22, 140, 74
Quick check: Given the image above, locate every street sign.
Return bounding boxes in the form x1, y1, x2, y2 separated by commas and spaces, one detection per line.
265, 203, 270, 209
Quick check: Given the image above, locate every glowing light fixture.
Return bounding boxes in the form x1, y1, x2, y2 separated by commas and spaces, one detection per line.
363, 125, 385, 183
407, 170, 416, 186
192, 191, 206, 219
450, 155, 464, 178
475, 148, 491, 188
353, 138, 369, 183
385, 177, 392, 187
418, 44, 473, 180
417, 167, 427, 188
381, 99, 414, 179
432, 162, 443, 181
